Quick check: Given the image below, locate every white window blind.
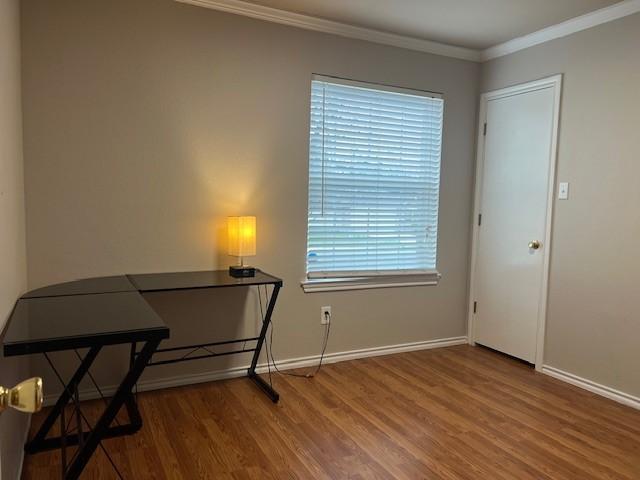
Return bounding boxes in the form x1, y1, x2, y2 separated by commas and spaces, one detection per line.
306, 75, 444, 279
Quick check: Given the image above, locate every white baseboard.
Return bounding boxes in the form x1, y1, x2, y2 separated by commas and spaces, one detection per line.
542, 365, 640, 411
43, 336, 467, 406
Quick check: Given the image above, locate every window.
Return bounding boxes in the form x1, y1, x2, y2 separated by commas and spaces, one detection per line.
304, 75, 444, 291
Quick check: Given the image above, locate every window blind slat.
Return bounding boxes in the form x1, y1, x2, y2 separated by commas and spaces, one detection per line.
306, 77, 443, 276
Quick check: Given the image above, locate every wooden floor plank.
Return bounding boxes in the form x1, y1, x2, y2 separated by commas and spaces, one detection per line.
22, 345, 640, 479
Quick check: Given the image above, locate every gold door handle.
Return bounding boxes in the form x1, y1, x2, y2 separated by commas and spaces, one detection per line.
0, 377, 43, 414
528, 240, 541, 250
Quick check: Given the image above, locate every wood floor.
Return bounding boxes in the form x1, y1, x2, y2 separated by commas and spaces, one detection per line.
23, 345, 640, 479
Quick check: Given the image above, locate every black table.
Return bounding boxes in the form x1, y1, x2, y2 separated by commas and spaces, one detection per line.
1, 269, 282, 479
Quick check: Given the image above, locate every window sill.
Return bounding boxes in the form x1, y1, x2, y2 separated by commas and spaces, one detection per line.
301, 272, 441, 293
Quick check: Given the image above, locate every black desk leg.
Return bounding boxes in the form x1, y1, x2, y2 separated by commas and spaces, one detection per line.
26, 346, 102, 454
124, 342, 142, 429
26, 346, 145, 455
64, 338, 161, 479
248, 283, 281, 403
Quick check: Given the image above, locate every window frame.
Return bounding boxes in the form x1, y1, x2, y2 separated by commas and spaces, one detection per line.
302, 75, 444, 292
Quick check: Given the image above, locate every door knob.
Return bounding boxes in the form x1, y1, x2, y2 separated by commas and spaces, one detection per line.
0, 377, 43, 414
528, 240, 541, 250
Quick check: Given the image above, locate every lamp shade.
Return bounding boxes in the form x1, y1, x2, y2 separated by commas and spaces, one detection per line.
227, 216, 256, 257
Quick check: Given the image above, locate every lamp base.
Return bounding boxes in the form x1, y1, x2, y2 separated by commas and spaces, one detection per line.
229, 265, 256, 278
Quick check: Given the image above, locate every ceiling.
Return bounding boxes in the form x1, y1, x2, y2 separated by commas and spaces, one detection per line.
242, 0, 621, 50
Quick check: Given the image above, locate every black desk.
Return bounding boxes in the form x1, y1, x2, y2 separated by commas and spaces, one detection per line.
128, 269, 283, 402
2, 270, 282, 479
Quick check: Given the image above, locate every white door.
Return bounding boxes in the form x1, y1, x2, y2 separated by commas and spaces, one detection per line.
470, 76, 561, 365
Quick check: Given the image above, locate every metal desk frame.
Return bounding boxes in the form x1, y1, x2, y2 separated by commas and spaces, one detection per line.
138, 277, 282, 403
2, 269, 283, 479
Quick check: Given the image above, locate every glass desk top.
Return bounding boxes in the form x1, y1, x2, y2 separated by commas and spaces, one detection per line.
3, 292, 169, 356
2, 270, 281, 357
127, 269, 283, 292
22, 275, 137, 299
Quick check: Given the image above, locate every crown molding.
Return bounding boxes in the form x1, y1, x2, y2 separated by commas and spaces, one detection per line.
175, 0, 482, 62
482, 0, 640, 61
176, 0, 640, 64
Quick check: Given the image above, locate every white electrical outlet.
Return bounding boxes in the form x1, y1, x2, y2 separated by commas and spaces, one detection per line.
558, 182, 569, 200
320, 306, 332, 325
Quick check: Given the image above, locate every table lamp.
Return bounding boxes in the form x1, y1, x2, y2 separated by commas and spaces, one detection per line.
228, 216, 257, 277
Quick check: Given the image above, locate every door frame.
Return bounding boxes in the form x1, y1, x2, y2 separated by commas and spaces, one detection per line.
467, 75, 563, 371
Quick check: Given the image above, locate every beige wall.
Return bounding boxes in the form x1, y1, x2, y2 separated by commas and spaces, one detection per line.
21, 0, 479, 391
482, 13, 640, 397
0, 0, 30, 478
